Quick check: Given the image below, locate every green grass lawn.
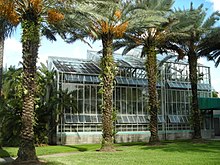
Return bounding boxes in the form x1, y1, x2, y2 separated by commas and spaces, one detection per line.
1, 140, 220, 165
0, 144, 101, 158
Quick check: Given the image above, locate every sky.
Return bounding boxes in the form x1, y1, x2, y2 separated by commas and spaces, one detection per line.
3, 0, 220, 92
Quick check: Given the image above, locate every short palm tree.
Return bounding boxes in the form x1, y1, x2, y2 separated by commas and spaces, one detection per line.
114, 0, 175, 144
0, 0, 65, 162
167, 3, 220, 139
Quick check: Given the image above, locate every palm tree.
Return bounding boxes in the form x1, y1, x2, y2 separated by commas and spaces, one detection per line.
199, 28, 220, 67
113, 0, 175, 144
0, 0, 65, 162
64, 0, 130, 151
88, 1, 129, 152
167, 3, 220, 139
0, 19, 16, 97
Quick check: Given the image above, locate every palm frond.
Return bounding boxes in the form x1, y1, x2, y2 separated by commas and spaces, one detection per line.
202, 11, 220, 29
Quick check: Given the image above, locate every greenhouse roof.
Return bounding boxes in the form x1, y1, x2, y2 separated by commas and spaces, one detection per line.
167, 81, 211, 91
48, 55, 146, 74
49, 51, 207, 74
49, 56, 100, 74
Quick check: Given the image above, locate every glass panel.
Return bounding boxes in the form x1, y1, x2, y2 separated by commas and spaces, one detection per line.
97, 100, 102, 114
79, 115, 85, 122
127, 88, 132, 101
91, 100, 96, 114
91, 86, 96, 100
133, 102, 137, 115
158, 115, 165, 123
117, 116, 123, 123
116, 87, 120, 101
168, 115, 181, 123
84, 76, 92, 83
84, 86, 90, 99
78, 75, 84, 82
84, 102, 90, 114
97, 115, 102, 123
65, 114, 72, 123
77, 100, 83, 113
133, 116, 138, 123
179, 116, 185, 123
138, 102, 143, 114
138, 116, 146, 123
128, 116, 135, 123
72, 115, 79, 123
85, 115, 91, 122
168, 115, 175, 123
97, 86, 102, 100
121, 88, 127, 100
122, 116, 129, 123
121, 101, 127, 114
90, 116, 97, 123
78, 86, 83, 99
127, 101, 133, 114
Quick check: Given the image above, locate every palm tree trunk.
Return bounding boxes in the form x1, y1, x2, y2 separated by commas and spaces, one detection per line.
146, 45, 160, 144
15, 20, 39, 163
188, 47, 201, 139
100, 33, 115, 151
0, 32, 4, 97
0, 31, 3, 149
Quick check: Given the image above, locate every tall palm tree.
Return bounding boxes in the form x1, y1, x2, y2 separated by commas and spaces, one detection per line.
0, 0, 65, 162
113, 0, 175, 144
64, 0, 130, 151
88, 1, 129, 152
167, 3, 220, 139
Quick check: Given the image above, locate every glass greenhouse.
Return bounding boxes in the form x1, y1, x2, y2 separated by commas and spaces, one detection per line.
48, 50, 212, 144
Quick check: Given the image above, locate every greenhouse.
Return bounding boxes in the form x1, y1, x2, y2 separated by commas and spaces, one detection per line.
48, 50, 212, 145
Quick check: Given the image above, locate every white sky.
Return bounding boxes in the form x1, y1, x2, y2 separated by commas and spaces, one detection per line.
3, 0, 220, 92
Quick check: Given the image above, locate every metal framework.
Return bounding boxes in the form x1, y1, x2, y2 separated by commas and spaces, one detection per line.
47, 50, 212, 139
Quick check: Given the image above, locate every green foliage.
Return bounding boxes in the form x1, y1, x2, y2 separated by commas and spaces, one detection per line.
21, 20, 40, 44
212, 91, 218, 98
0, 64, 76, 146
0, 67, 23, 146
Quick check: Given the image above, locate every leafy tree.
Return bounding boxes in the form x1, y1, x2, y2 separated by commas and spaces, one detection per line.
113, 0, 175, 144
167, 3, 220, 139
0, 0, 65, 162
0, 64, 76, 147
212, 90, 218, 98
0, 67, 22, 147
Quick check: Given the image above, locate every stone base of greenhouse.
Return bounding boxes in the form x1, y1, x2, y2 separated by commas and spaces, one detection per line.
56, 131, 195, 145
55, 129, 216, 145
